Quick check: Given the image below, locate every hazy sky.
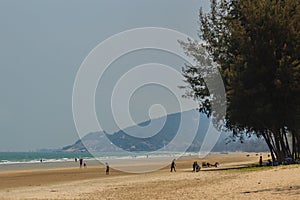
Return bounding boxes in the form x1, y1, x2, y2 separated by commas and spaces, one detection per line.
0, 0, 210, 151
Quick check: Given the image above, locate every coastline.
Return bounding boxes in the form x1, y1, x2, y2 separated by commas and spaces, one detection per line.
1, 152, 299, 199
0, 160, 102, 172
0, 151, 260, 173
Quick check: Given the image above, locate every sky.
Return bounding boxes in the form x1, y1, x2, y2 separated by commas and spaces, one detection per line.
0, 0, 210, 151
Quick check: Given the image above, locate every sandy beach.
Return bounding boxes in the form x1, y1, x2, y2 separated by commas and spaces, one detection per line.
0, 152, 299, 200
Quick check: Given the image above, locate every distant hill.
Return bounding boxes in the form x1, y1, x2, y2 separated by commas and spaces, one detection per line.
63, 110, 269, 152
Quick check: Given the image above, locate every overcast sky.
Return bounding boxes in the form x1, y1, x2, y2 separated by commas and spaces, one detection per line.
0, 0, 210, 151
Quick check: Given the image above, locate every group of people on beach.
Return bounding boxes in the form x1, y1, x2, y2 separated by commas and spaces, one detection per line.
202, 162, 219, 168
170, 159, 219, 172
259, 154, 278, 166
79, 158, 86, 168
75, 158, 87, 168
73, 158, 221, 174
75, 158, 110, 175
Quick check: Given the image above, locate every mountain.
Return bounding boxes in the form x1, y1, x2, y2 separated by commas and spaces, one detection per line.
63, 110, 269, 152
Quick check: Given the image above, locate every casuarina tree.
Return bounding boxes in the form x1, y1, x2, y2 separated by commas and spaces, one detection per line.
181, 0, 300, 162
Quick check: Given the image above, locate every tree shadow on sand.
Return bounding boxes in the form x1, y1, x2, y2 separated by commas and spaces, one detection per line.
196, 164, 260, 172
242, 185, 300, 196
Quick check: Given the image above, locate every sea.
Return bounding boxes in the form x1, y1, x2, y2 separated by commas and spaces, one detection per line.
0, 151, 196, 165
0, 151, 93, 165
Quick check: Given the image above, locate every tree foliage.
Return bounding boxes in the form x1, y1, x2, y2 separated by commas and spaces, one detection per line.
181, 0, 300, 162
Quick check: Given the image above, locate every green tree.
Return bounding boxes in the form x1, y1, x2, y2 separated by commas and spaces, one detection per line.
181, 0, 300, 162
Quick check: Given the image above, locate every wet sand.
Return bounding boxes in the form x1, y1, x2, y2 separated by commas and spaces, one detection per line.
0, 152, 299, 199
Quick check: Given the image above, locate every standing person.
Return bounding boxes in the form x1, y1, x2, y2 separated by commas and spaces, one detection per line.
193, 161, 196, 172
79, 158, 83, 168
195, 162, 200, 172
105, 162, 109, 175
259, 156, 263, 167
170, 159, 176, 172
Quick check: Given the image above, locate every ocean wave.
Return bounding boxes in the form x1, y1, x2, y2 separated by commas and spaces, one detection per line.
0, 152, 199, 165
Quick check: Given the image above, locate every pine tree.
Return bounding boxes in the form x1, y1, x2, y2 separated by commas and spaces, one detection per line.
181, 0, 300, 162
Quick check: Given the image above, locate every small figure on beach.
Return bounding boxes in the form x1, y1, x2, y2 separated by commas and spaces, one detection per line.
40, 158, 43, 163
207, 162, 211, 168
75, 158, 77, 162
193, 161, 196, 172
106, 162, 109, 175
193, 161, 200, 172
79, 158, 83, 168
170, 159, 176, 172
201, 162, 219, 168
259, 156, 263, 167
214, 162, 219, 167
84, 162, 87, 168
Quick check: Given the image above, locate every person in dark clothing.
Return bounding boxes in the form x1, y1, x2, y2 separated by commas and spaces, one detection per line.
193, 161, 200, 172
193, 161, 196, 172
79, 158, 83, 168
196, 163, 201, 172
170, 159, 176, 172
259, 156, 263, 167
105, 162, 109, 175
214, 162, 219, 167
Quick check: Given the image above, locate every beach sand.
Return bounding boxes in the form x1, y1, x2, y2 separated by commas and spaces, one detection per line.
0, 152, 299, 199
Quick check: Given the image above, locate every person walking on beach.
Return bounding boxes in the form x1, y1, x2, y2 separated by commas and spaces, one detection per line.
193, 161, 196, 172
105, 162, 110, 175
193, 161, 200, 172
79, 158, 83, 168
170, 159, 176, 172
259, 156, 263, 167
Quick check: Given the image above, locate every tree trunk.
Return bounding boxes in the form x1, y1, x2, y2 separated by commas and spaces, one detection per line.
296, 131, 300, 160
262, 131, 276, 162
292, 133, 296, 159
281, 128, 292, 158
266, 128, 293, 163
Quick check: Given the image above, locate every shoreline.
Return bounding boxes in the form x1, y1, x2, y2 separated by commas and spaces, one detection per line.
0, 152, 299, 199
0, 152, 267, 188
0, 151, 263, 173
